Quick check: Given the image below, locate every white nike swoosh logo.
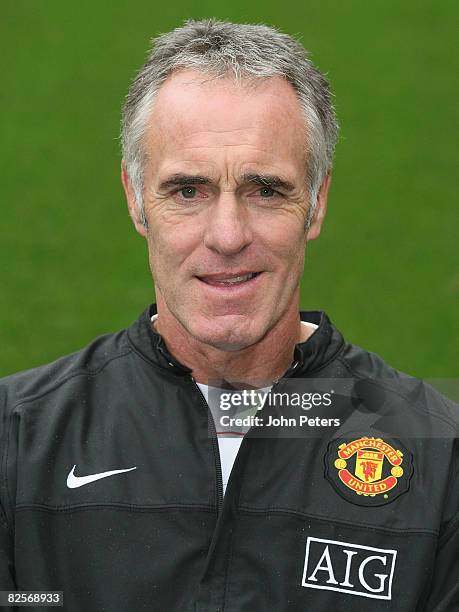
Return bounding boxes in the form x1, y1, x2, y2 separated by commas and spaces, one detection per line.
66, 465, 137, 488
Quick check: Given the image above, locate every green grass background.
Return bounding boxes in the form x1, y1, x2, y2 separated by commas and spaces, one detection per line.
1, 0, 457, 379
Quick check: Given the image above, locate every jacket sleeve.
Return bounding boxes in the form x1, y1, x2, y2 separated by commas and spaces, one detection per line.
424, 438, 459, 610
0, 384, 16, 597
0, 518, 15, 612
0, 513, 15, 589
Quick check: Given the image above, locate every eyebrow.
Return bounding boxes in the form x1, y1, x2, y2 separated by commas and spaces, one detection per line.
157, 172, 295, 192
158, 174, 212, 190
241, 173, 295, 192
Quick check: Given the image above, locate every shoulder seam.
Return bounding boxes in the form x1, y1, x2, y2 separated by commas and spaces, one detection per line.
338, 355, 458, 432
10, 348, 133, 411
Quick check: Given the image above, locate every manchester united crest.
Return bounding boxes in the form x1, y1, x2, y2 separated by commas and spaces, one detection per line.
325, 434, 413, 506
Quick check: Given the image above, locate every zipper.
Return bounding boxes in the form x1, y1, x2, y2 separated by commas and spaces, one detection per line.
190, 376, 224, 514
188, 360, 300, 515
238, 359, 300, 438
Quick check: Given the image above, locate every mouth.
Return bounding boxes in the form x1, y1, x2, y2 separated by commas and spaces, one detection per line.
197, 271, 262, 287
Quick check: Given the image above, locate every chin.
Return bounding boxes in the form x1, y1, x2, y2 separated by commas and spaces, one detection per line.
189, 318, 263, 352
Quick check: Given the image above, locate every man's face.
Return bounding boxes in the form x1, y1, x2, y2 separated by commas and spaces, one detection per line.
124, 70, 328, 351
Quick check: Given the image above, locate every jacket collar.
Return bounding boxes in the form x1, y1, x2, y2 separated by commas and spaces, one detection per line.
127, 304, 345, 378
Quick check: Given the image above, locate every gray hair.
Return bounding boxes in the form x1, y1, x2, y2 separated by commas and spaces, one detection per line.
121, 19, 338, 228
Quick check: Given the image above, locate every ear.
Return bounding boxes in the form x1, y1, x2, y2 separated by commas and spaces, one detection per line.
306, 171, 332, 242
121, 160, 147, 238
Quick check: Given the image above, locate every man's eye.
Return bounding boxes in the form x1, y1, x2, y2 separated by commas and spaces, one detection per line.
179, 186, 197, 199
259, 187, 276, 198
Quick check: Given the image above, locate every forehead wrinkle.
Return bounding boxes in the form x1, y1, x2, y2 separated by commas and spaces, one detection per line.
176, 133, 269, 152
147, 71, 307, 152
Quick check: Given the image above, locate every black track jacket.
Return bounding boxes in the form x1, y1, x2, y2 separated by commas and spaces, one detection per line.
0, 305, 458, 611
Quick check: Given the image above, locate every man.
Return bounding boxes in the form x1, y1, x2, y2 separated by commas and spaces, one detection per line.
0, 19, 457, 611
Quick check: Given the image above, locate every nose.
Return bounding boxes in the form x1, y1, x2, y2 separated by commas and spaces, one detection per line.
203, 191, 253, 255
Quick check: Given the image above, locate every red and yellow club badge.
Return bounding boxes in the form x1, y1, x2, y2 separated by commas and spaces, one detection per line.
325, 435, 413, 506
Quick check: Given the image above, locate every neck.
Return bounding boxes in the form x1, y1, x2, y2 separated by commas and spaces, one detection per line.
153, 296, 312, 387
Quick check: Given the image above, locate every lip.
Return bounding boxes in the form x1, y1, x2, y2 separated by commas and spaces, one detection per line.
196, 271, 263, 292
197, 271, 261, 282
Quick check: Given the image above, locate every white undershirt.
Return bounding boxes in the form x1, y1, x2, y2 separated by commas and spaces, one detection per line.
150, 314, 318, 494
195, 320, 319, 495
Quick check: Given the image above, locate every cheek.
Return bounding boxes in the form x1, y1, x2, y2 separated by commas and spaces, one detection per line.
263, 220, 306, 268
146, 218, 202, 275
